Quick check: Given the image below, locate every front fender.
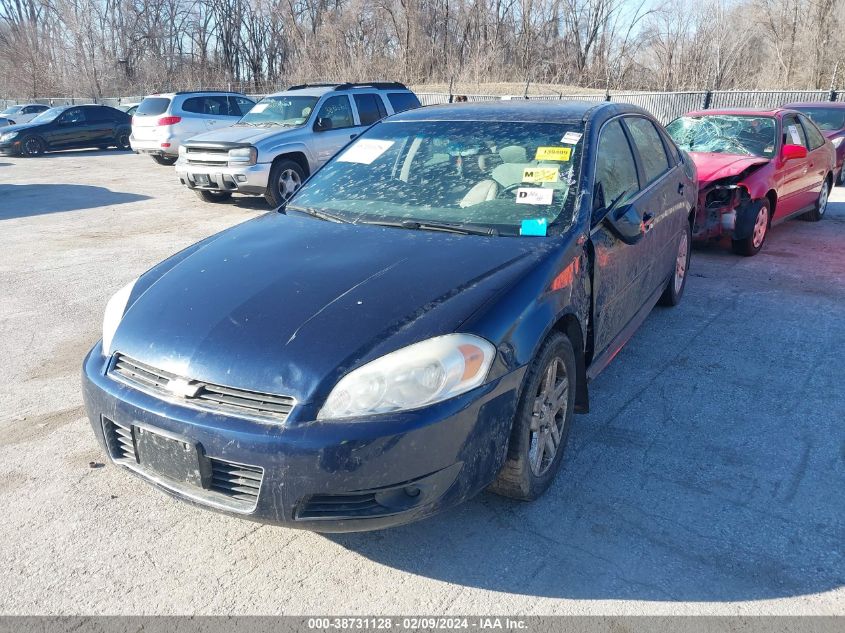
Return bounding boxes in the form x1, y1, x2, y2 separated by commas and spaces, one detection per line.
259, 141, 314, 166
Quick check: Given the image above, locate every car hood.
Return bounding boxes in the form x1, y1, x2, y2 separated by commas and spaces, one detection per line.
0, 121, 42, 135
185, 124, 300, 146
111, 213, 547, 405
687, 152, 770, 185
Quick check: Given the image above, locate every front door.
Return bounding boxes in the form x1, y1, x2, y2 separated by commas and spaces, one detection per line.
46, 108, 88, 148
590, 118, 654, 357
310, 95, 358, 166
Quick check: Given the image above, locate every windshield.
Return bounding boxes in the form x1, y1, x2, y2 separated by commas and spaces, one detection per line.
29, 107, 66, 124
2, 106, 22, 115
666, 115, 777, 158
791, 107, 845, 131
239, 96, 319, 127
288, 120, 584, 236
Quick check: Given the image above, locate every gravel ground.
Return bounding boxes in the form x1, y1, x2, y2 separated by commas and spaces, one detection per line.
0, 150, 843, 615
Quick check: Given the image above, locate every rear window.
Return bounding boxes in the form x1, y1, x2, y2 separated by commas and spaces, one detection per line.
387, 92, 420, 114
136, 97, 171, 116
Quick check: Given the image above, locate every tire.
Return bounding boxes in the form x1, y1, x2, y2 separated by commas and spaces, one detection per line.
489, 332, 576, 501
265, 159, 306, 207
659, 220, 691, 306
836, 167, 844, 187
152, 155, 177, 166
195, 190, 232, 203
20, 135, 46, 157
801, 178, 830, 222
115, 131, 131, 150
731, 199, 770, 256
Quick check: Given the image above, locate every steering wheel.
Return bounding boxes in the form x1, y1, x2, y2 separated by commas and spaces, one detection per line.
495, 182, 523, 198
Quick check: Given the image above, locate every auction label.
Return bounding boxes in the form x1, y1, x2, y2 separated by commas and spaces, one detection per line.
338, 139, 395, 164
522, 167, 559, 183
515, 187, 554, 205
535, 146, 571, 161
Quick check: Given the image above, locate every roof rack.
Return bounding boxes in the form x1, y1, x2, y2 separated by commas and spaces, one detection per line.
171, 90, 246, 95
287, 82, 408, 91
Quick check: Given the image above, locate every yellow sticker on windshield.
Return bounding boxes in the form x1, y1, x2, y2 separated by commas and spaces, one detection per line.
522, 167, 559, 183
535, 146, 571, 161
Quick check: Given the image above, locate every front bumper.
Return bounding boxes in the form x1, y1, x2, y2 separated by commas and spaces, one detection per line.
693, 185, 759, 241
82, 343, 524, 532
0, 139, 21, 155
175, 161, 271, 196
130, 135, 178, 157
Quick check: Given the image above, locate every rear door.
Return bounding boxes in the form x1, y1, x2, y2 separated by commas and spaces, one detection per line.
310, 95, 358, 164
590, 118, 651, 357
84, 106, 117, 146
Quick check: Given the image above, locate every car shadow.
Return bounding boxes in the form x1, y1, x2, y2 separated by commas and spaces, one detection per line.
326, 239, 845, 603
37, 149, 135, 159
0, 184, 149, 219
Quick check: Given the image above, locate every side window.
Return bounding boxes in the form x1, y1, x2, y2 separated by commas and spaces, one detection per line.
86, 107, 110, 122
315, 95, 354, 130
798, 114, 825, 150
233, 97, 254, 116
594, 119, 640, 219
387, 92, 420, 113
181, 97, 203, 114
353, 94, 385, 126
59, 108, 85, 124
625, 117, 671, 186
23, 106, 38, 114
782, 115, 808, 147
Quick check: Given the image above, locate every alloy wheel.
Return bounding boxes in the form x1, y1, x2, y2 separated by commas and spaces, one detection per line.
528, 357, 568, 477
23, 137, 42, 155
752, 205, 768, 249
674, 232, 688, 294
277, 168, 302, 200
818, 182, 829, 216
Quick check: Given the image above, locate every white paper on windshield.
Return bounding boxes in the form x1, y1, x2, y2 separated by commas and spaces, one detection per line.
561, 132, 582, 144
515, 187, 554, 205
251, 103, 269, 113
787, 125, 802, 145
338, 139, 394, 165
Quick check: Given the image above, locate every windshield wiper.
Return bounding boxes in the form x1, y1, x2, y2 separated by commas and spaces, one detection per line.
285, 206, 351, 224
357, 219, 499, 236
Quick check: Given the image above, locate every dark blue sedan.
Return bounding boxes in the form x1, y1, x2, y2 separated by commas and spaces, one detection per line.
83, 101, 697, 531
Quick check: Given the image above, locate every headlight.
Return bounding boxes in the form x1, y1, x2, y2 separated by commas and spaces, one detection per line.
0, 131, 18, 142
228, 146, 257, 166
832, 137, 843, 149
318, 334, 496, 420
102, 278, 137, 356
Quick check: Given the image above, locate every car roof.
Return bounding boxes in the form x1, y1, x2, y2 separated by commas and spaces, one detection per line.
388, 99, 643, 124
143, 91, 247, 98
783, 102, 845, 109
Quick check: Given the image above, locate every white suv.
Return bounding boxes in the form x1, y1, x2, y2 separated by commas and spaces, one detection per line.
130, 91, 255, 165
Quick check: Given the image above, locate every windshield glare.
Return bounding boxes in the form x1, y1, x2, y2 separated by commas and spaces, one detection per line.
288, 120, 583, 236
667, 115, 777, 158
239, 96, 319, 127
29, 107, 65, 124
792, 107, 845, 131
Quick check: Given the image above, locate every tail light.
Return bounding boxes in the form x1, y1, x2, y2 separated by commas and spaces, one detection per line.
157, 116, 181, 126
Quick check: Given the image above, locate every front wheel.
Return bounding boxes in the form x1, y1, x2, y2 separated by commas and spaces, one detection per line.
801, 179, 829, 222
21, 135, 46, 156
265, 159, 306, 207
659, 221, 691, 306
152, 155, 177, 166
731, 199, 769, 256
489, 332, 576, 501
195, 190, 232, 203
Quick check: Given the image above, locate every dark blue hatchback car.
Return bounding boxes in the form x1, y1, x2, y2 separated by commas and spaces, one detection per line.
83, 101, 697, 531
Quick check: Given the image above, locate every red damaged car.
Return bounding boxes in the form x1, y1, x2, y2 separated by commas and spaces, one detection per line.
666, 108, 835, 255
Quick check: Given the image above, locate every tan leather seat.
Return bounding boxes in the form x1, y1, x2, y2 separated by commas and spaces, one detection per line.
459, 180, 498, 207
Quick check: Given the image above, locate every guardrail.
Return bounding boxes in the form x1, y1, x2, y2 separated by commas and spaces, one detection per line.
2, 89, 842, 124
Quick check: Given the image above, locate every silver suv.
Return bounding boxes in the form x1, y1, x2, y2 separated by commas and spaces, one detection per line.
175, 82, 420, 204
131, 91, 255, 165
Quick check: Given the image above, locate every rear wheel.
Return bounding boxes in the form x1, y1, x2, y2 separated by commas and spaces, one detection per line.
731, 199, 769, 256
265, 159, 305, 207
21, 135, 45, 157
195, 190, 232, 203
152, 155, 177, 166
489, 332, 576, 501
659, 220, 691, 306
801, 179, 829, 222
116, 131, 131, 150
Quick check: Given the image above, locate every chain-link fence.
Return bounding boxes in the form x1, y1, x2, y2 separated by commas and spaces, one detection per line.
2, 89, 842, 124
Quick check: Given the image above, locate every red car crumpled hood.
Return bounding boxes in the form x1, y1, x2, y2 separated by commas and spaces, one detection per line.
688, 152, 770, 185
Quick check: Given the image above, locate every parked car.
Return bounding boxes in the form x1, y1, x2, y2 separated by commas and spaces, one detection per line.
83, 100, 696, 531
783, 102, 845, 186
0, 117, 14, 127
0, 104, 131, 156
666, 108, 835, 256
176, 82, 421, 205
0, 103, 49, 125
130, 91, 255, 165
118, 102, 140, 117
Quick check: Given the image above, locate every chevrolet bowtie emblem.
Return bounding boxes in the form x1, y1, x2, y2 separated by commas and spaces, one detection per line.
165, 377, 202, 398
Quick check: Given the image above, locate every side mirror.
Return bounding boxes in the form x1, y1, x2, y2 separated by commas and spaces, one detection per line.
314, 117, 332, 132
604, 204, 645, 245
781, 144, 807, 161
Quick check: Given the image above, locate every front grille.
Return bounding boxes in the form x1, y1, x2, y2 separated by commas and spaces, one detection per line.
110, 354, 295, 422
186, 146, 228, 155
209, 458, 263, 505
186, 159, 228, 166
297, 493, 382, 520
102, 417, 137, 462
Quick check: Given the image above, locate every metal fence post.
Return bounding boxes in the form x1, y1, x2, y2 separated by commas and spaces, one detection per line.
830, 90, 838, 102
702, 90, 712, 110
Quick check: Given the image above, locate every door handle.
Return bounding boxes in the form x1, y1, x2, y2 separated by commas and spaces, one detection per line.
350, 133, 358, 140
678, 183, 685, 195
641, 213, 655, 231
